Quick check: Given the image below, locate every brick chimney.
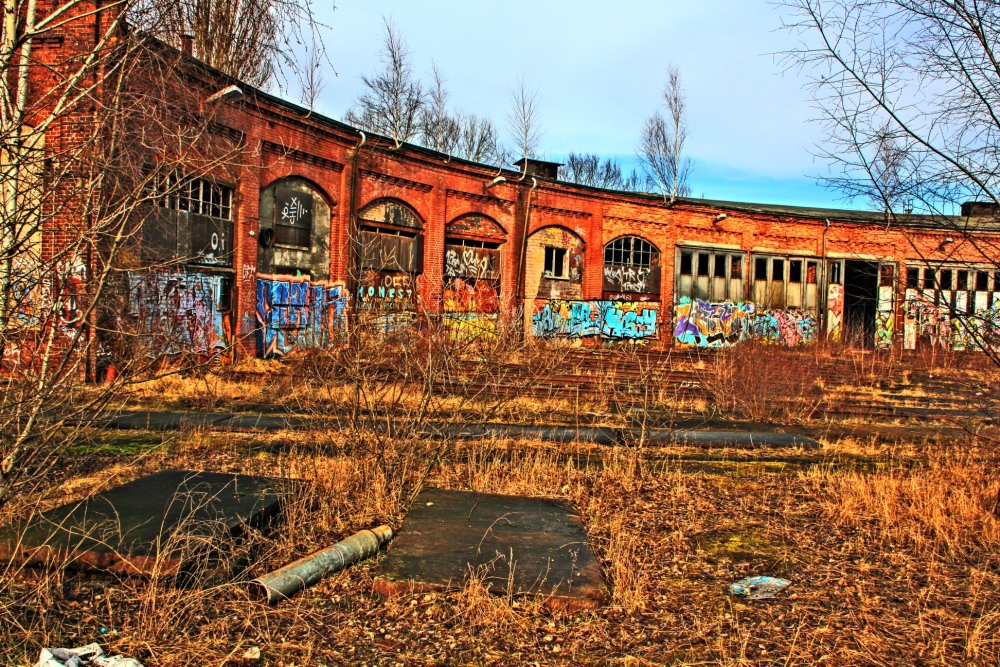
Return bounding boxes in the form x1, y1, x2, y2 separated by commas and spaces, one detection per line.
180, 34, 193, 58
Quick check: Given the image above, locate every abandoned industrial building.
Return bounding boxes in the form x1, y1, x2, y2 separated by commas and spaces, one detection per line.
13, 5, 1000, 377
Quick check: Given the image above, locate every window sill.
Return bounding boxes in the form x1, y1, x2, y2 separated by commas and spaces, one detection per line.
274, 243, 312, 251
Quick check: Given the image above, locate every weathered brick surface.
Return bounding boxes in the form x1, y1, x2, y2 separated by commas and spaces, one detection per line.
25, 5, 1000, 367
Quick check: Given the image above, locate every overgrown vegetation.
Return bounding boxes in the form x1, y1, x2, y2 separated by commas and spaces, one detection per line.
2, 336, 999, 664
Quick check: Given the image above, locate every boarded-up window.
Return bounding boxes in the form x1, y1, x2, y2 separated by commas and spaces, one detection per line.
358, 200, 422, 230
444, 243, 500, 279
274, 185, 313, 248
359, 229, 423, 273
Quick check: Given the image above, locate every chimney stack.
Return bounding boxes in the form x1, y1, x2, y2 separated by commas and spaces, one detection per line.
180, 34, 193, 57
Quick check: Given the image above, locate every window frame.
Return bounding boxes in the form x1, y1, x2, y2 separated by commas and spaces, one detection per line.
544, 246, 569, 279
675, 246, 745, 303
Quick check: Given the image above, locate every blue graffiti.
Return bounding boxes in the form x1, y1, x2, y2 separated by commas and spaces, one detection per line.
256, 277, 346, 357
531, 300, 658, 339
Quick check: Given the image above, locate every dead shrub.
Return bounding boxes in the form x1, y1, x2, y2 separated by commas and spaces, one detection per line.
702, 340, 825, 422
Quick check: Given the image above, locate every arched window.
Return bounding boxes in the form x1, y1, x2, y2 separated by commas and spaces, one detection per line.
602, 236, 660, 294
357, 199, 424, 274
443, 214, 506, 315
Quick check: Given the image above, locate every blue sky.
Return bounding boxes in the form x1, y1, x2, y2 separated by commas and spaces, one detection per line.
303, 1, 859, 211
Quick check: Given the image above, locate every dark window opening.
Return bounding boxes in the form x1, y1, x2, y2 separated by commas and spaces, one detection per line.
957, 270, 969, 290
907, 267, 920, 289
924, 268, 936, 289
880, 264, 895, 286
731, 258, 742, 279
754, 257, 768, 280
697, 253, 710, 276
789, 260, 802, 283
772, 258, 784, 281
680, 251, 693, 276
977, 271, 990, 291
273, 185, 314, 248
544, 247, 568, 278
940, 270, 953, 290
714, 255, 727, 277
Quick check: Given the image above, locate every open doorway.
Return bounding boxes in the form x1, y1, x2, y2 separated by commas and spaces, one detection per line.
844, 260, 879, 347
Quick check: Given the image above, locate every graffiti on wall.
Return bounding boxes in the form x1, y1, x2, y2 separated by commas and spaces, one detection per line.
57, 257, 87, 339
904, 289, 1000, 351
531, 300, 658, 339
875, 311, 894, 349
444, 277, 499, 313
673, 297, 818, 348
256, 276, 345, 357
674, 298, 753, 347
445, 246, 499, 280
356, 271, 415, 311
129, 269, 229, 355
443, 313, 497, 341
602, 263, 660, 294
827, 283, 844, 342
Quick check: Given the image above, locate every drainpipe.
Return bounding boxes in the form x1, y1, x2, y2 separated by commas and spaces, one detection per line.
515, 176, 539, 306
821, 218, 831, 340
347, 130, 366, 307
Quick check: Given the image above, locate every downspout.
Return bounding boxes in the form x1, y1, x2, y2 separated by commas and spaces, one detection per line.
347, 130, 366, 307
515, 176, 538, 304
821, 218, 831, 341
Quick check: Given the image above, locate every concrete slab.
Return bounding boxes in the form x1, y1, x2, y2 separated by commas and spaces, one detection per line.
102, 411, 232, 431
650, 430, 821, 449
216, 413, 313, 432
0, 470, 286, 576
374, 488, 607, 611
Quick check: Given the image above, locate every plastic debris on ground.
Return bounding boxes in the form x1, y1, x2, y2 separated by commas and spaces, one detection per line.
728, 576, 792, 600
36, 643, 144, 667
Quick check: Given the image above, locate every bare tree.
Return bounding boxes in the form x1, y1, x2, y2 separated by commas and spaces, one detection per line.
344, 17, 425, 148
639, 66, 692, 203
780, 0, 1000, 367
455, 113, 502, 164
418, 63, 460, 154
507, 79, 542, 177
297, 43, 326, 111
779, 0, 1000, 217
1, 3, 245, 506
130, 0, 329, 90
559, 152, 640, 191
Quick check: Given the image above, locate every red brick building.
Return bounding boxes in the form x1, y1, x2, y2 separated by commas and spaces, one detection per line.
20, 8, 1000, 370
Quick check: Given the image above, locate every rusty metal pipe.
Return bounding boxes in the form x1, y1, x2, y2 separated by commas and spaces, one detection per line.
252, 525, 393, 604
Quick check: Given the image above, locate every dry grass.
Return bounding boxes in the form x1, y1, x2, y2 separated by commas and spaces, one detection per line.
2, 425, 999, 664
5, 333, 1000, 665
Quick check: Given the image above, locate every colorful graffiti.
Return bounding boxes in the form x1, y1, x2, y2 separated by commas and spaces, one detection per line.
904, 289, 1000, 351
443, 313, 497, 341
531, 300, 658, 340
255, 276, 345, 357
674, 298, 753, 347
356, 272, 415, 311
875, 311, 894, 349
673, 297, 817, 348
129, 269, 229, 355
827, 283, 844, 342
444, 277, 499, 313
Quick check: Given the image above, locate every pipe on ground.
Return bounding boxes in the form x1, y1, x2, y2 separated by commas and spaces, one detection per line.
252, 525, 393, 604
